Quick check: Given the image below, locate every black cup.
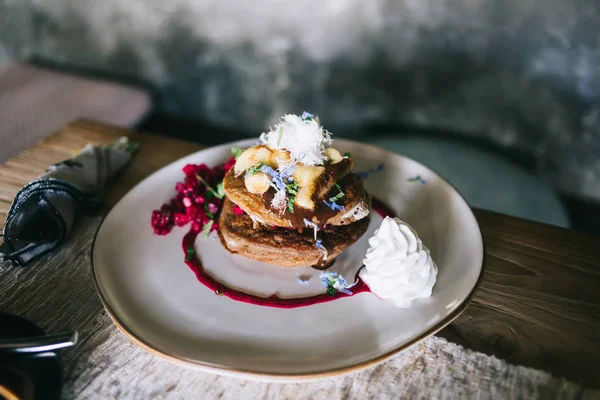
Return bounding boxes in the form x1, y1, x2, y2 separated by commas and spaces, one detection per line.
0, 314, 62, 400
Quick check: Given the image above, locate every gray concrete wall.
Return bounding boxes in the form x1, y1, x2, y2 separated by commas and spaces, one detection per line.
0, 0, 599, 199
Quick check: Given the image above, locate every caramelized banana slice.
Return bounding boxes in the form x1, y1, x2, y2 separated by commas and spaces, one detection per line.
326, 148, 343, 164
244, 172, 271, 194
291, 165, 325, 209
234, 146, 273, 176
234, 146, 294, 176
272, 149, 292, 166
313, 158, 354, 204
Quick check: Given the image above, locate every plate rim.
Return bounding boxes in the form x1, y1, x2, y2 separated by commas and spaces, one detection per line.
90, 139, 486, 380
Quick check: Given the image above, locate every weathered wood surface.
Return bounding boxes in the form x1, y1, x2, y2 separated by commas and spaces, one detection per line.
1, 219, 589, 398
437, 210, 600, 387
1, 120, 599, 390
0, 119, 200, 227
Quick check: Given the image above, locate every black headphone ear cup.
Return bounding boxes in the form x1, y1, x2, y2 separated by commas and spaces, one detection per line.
0, 313, 63, 400
0, 364, 34, 400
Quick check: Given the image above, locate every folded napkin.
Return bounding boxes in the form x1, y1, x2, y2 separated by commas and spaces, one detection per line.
0, 138, 137, 267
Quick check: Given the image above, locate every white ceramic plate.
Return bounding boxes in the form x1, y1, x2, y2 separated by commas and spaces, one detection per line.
92, 139, 484, 379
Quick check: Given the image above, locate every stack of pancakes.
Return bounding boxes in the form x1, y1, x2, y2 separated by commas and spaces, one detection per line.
219, 145, 371, 268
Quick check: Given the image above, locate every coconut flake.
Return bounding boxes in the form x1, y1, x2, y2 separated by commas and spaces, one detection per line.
303, 218, 318, 240
260, 113, 332, 166
271, 189, 287, 214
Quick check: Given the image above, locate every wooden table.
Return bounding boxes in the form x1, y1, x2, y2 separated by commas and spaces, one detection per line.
1, 120, 599, 388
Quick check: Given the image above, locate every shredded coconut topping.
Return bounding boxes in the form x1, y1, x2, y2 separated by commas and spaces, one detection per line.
259, 113, 332, 166
303, 218, 318, 240
271, 189, 287, 214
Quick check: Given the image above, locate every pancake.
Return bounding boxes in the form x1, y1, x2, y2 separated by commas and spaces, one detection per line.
223, 170, 370, 229
218, 197, 370, 268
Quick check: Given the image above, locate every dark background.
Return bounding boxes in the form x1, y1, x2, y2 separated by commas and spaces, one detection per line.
1, 0, 598, 232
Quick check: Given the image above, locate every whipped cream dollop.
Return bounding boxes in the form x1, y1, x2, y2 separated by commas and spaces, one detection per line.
260, 113, 332, 166
359, 216, 438, 308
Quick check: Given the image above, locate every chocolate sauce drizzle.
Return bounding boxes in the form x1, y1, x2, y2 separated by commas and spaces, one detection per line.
181, 197, 394, 309
260, 158, 352, 229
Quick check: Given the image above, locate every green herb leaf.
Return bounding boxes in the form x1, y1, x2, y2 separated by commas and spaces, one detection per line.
285, 178, 298, 213
329, 183, 345, 202
196, 174, 224, 199
216, 182, 225, 198
329, 193, 344, 202
327, 286, 337, 296
231, 147, 244, 159
201, 220, 214, 239
285, 179, 298, 195
343, 152, 351, 158
185, 245, 196, 261
246, 162, 265, 175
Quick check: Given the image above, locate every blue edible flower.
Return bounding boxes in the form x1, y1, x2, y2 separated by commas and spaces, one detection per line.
260, 165, 286, 190
280, 165, 297, 179
259, 164, 297, 191
315, 238, 326, 251
319, 271, 357, 296
356, 163, 385, 179
273, 176, 286, 190
323, 200, 344, 212
260, 164, 278, 177
372, 163, 384, 172
407, 175, 427, 184
301, 111, 315, 121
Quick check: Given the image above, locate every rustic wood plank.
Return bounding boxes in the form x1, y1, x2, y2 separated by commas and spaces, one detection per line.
104, 127, 204, 208
1, 217, 587, 397
0, 120, 128, 227
437, 210, 600, 387
0, 119, 203, 228
0, 120, 599, 388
